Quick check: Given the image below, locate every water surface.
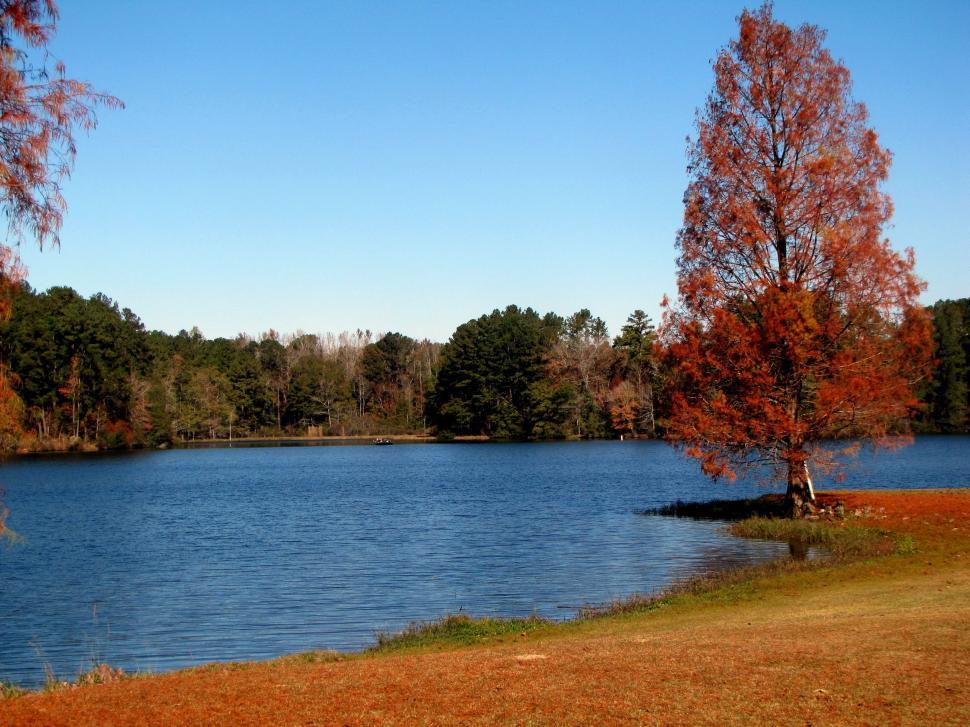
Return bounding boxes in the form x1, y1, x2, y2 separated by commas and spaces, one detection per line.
1, 437, 967, 687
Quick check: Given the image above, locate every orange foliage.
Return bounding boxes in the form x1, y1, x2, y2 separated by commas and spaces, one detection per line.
0, 365, 24, 536
100, 419, 134, 449
0, 0, 122, 251
0, 246, 24, 319
661, 4, 934, 503
0, 0, 122, 348
0, 365, 25, 446
606, 381, 639, 435
0, 1, 121, 530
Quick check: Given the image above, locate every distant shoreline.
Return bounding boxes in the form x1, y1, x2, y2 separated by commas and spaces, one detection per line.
2, 433, 492, 456
4, 433, 667, 456
9, 432, 966, 457
182, 434, 488, 447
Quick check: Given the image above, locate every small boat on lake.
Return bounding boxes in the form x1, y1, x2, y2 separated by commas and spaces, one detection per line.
373, 438, 394, 446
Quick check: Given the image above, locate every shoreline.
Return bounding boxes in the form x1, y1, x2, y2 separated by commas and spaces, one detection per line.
3, 488, 968, 724
4, 433, 664, 456
8, 431, 967, 458
1, 433, 489, 457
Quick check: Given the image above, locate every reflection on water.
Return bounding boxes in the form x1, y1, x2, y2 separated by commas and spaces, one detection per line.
1, 437, 967, 687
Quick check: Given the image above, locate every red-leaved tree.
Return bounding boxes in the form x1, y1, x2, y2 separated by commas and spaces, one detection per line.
661, 3, 934, 516
0, 0, 121, 534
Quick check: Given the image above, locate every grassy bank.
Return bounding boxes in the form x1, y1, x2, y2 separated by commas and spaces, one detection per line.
2, 489, 969, 725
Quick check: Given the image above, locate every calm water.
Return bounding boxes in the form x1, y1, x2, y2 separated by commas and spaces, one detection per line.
1, 437, 968, 687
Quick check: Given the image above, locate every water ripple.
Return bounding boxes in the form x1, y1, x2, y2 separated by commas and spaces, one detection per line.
1, 437, 967, 687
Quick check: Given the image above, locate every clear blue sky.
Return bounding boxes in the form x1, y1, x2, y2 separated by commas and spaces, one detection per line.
16, 0, 970, 342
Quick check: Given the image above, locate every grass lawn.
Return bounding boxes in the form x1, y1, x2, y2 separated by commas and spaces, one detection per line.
2, 489, 969, 725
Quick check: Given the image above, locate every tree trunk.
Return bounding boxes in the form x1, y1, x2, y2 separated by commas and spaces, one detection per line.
785, 460, 816, 518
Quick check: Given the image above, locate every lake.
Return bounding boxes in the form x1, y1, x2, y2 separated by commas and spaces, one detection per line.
2, 437, 968, 687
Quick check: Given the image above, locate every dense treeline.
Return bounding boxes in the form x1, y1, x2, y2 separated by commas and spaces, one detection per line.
0, 285, 439, 450
919, 299, 970, 433
429, 306, 659, 439
0, 284, 966, 452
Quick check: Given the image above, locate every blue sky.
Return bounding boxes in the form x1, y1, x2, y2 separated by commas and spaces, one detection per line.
15, 1, 970, 342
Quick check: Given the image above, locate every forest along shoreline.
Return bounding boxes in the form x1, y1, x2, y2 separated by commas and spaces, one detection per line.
2, 433, 524, 456
2, 488, 968, 726
1, 288, 967, 456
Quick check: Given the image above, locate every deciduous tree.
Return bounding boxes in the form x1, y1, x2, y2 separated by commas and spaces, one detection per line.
0, 362, 23, 447
662, 3, 933, 515
0, 0, 120, 534
0, 0, 122, 253
548, 309, 616, 437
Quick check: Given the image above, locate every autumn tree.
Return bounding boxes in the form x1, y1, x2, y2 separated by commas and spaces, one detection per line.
0, 362, 23, 448
605, 380, 639, 436
0, 0, 121, 250
662, 3, 933, 516
0, 0, 121, 532
0, 249, 23, 451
